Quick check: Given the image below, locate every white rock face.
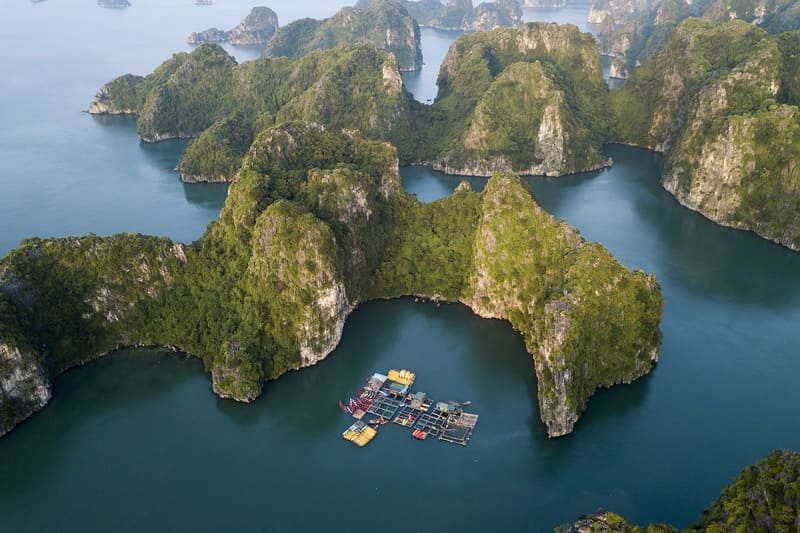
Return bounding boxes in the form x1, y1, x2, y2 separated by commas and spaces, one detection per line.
88, 84, 137, 115
0, 343, 51, 437
298, 282, 354, 367
534, 100, 566, 172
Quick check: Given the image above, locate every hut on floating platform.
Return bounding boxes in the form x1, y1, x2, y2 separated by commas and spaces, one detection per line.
364, 373, 387, 397
435, 401, 463, 416
408, 391, 430, 411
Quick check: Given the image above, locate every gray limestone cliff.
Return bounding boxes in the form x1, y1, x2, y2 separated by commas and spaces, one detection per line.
426, 22, 613, 177
460, 175, 661, 436
0, 343, 51, 437
591, 0, 800, 78
0, 234, 188, 435
613, 19, 800, 251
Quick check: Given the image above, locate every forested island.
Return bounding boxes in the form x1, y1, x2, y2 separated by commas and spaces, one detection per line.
590, 0, 800, 78
264, 0, 423, 71
357, 0, 523, 32
560, 449, 800, 532
96, 15, 800, 251
5, 1, 800, 528
91, 23, 614, 182
0, 120, 663, 439
613, 18, 800, 251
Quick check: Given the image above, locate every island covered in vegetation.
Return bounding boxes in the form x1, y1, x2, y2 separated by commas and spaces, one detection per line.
90, 23, 615, 182
265, 0, 423, 71
0, 121, 663, 439
357, 0, 523, 32
613, 18, 800, 251
560, 449, 800, 532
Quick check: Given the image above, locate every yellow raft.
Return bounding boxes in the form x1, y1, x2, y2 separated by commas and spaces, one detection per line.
387, 369, 416, 386
342, 421, 377, 447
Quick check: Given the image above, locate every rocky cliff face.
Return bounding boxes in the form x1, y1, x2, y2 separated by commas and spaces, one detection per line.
0, 342, 50, 437
437, 61, 608, 177
471, 0, 524, 32
462, 175, 662, 436
188, 6, 279, 46
614, 19, 800, 251
592, 0, 800, 77
426, 22, 612, 177
88, 74, 143, 115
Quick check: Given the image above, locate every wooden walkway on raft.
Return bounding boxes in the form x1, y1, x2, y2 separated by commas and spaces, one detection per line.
340, 369, 478, 447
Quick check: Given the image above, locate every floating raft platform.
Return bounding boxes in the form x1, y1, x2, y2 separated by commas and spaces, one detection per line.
439, 413, 479, 446
342, 420, 377, 447
339, 368, 478, 447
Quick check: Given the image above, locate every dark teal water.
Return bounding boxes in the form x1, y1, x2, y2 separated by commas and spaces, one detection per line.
3, 2, 800, 532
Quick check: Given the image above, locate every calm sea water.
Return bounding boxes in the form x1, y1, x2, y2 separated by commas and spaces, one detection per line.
2, 2, 800, 532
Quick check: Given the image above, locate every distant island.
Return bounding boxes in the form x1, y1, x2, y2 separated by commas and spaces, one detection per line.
264, 0, 423, 71
95, 23, 612, 183
189, 1, 424, 72
97, 0, 130, 8
357, 0, 523, 32
589, 0, 800, 79
189, 6, 278, 46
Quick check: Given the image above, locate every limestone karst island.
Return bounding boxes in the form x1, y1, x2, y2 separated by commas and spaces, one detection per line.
2, 0, 800, 531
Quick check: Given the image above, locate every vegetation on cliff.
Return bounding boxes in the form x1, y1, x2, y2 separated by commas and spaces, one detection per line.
93, 24, 612, 179
265, 0, 423, 72
90, 42, 418, 177
559, 449, 800, 532
357, 0, 523, 32
613, 19, 800, 250
592, 0, 800, 77
420, 22, 612, 176
0, 123, 663, 438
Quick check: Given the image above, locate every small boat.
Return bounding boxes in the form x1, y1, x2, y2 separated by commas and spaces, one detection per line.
368, 417, 388, 426
462, 401, 472, 407
412, 429, 427, 440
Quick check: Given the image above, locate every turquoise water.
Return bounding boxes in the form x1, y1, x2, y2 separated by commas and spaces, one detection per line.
3, 2, 800, 532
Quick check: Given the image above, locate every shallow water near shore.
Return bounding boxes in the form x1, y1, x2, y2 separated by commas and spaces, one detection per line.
2, 2, 800, 532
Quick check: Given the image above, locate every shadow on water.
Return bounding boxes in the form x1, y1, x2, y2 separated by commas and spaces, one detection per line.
613, 147, 800, 309
137, 136, 189, 171
399, 165, 487, 203
0, 349, 204, 492
526, 144, 800, 309
181, 181, 229, 209
525, 168, 606, 216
